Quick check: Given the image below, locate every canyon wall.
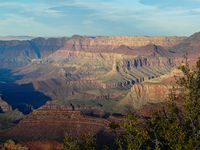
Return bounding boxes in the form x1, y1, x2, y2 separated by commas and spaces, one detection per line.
64, 36, 186, 52
0, 38, 67, 68
0, 35, 185, 68
120, 69, 183, 109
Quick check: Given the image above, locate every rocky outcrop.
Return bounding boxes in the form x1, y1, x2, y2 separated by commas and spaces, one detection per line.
7, 104, 110, 140
120, 69, 183, 109
64, 36, 185, 52
0, 97, 12, 112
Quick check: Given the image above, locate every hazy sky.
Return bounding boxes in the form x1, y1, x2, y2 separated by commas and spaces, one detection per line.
0, 0, 200, 36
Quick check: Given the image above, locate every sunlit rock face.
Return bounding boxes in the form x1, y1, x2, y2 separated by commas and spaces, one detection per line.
0, 35, 184, 69
120, 68, 183, 109
63, 36, 186, 51
0, 97, 12, 112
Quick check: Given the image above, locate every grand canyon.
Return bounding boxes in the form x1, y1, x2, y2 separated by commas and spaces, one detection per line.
0, 32, 200, 149
1, 0, 200, 149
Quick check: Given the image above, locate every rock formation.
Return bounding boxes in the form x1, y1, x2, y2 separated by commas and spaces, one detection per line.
0, 97, 12, 112
1, 32, 200, 113
0, 36, 184, 68
0, 37, 67, 68
14, 43, 173, 113
120, 68, 183, 109
63, 36, 186, 52
6, 104, 110, 140
170, 32, 200, 66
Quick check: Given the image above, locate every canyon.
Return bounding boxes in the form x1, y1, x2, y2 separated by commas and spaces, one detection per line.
0, 32, 200, 147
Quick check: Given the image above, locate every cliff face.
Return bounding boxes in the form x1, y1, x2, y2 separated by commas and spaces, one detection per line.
16, 45, 173, 108
120, 69, 183, 109
64, 36, 185, 51
0, 38, 66, 68
0, 35, 185, 69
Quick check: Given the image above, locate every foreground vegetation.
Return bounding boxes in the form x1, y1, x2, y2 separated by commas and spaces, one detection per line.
64, 58, 200, 150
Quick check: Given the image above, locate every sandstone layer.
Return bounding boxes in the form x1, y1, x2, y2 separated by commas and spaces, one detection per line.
0, 36, 185, 68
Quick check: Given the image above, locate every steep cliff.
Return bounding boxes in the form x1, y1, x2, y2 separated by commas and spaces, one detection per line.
120, 69, 183, 109
0, 37, 67, 68
0, 35, 185, 69
63, 36, 185, 52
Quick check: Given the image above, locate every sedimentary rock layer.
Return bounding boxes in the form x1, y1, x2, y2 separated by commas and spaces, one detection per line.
7, 104, 110, 140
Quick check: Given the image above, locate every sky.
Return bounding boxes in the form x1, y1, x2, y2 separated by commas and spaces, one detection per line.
0, 0, 200, 37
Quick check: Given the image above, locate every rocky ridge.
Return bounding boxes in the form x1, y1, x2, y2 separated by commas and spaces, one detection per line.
6, 104, 111, 140
0, 36, 184, 68
120, 68, 183, 108
0, 37, 67, 68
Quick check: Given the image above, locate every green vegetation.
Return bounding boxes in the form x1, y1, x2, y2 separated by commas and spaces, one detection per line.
109, 122, 120, 130
117, 58, 200, 149
63, 134, 96, 150
63, 58, 200, 150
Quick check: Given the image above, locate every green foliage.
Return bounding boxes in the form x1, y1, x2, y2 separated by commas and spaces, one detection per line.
116, 115, 149, 150
109, 122, 119, 130
116, 58, 200, 150
63, 136, 79, 150
63, 134, 96, 150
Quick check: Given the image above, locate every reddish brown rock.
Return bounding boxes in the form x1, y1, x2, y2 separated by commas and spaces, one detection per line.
7, 104, 110, 140
23, 140, 62, 150
120, 69, 183, 109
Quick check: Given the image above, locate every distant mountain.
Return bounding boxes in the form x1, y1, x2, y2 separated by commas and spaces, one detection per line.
170, 32, 200, 58
0, 36, 35, 41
